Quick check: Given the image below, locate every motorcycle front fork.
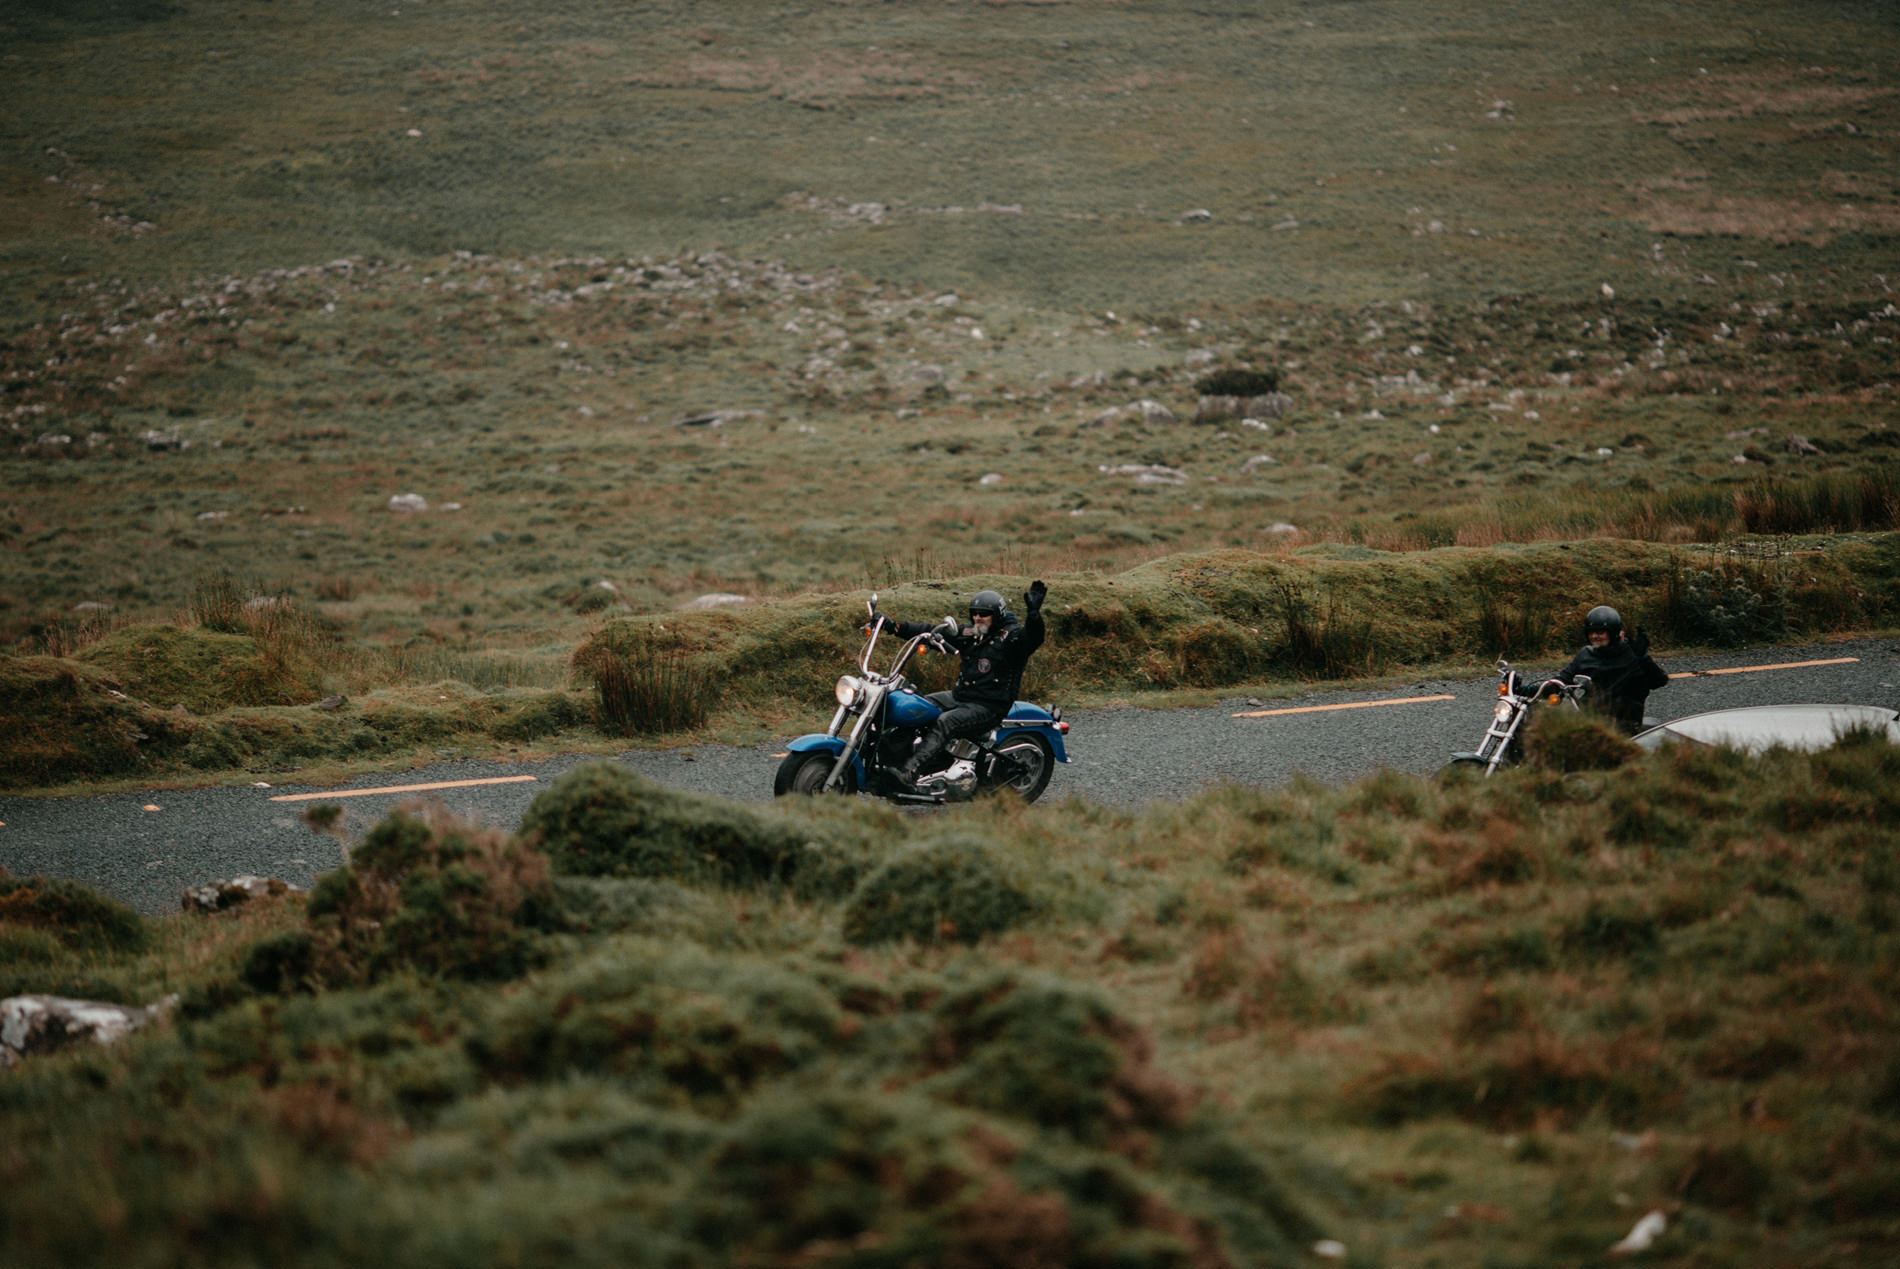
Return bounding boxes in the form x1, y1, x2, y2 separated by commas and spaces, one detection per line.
825, 709, 880, 791
1478, 709, 1528, 774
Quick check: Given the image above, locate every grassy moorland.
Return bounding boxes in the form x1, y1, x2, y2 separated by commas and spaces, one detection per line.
7, 727, 1900, 1266
2, 4, 1900, 1262
2, 0, 1897, 785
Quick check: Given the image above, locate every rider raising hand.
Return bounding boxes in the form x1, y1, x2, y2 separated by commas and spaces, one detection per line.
879, 583, 1047, 789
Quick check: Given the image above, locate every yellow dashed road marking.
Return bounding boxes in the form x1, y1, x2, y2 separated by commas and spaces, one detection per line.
1233, 694, 1456, 719
268, 775, 538, 803
1678, 656, 1859, 677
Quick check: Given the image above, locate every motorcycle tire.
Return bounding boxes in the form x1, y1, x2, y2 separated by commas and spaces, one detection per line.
774, 751, 859, 797
986, 732, 1054, 803
1435, 755, 1490, 783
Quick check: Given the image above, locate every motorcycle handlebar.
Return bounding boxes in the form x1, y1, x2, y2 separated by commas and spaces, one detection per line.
1520, 676, 1588, 699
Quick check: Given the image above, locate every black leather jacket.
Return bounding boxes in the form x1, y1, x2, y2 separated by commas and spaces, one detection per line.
1559, 639, 1669, 726
893, 608, 1045, 707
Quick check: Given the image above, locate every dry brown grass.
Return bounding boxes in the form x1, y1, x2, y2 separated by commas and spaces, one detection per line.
1637, 195, 1900, 247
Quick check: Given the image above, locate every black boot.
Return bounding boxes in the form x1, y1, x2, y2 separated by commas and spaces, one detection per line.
896, 730, 949, 789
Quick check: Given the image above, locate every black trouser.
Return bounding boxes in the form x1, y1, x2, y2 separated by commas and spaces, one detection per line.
902, 691, 1005, 775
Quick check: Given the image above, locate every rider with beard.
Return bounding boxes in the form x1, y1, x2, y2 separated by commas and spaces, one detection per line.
872, 581, 1047, 790
1559, 605, 1669, 732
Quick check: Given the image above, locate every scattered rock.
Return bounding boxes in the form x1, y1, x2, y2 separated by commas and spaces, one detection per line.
909, 364, 946, 385
1098, 463, 1187, 486
1, 994, 179, 1069
1178, 208, 1214, 223
1786, 434, 1822, 455
1195, 392, 1293, 423
181, 874, 303, 913
978, 472, 1004, 486
316, 694, 348, 711
1264, 522, 1300, 535
678, 593, 751, 611
1240, 455, 1277, 473
1608, 1210, 1666, 1256
72, 601, 111, 612
387, 493, 428, 513
1412, 451, 1433, 465
140, 428, 187, 451
1183, 349, 1217, 367
1091, 400, 1178, 427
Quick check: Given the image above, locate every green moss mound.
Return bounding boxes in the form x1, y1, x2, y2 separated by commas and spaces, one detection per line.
519, 761, 812, 889
0, 655, 186, 788
841, 831, 1046, 946
76, 623, 324, 712
0, 873, 147, 955
1524, 707, 1642, 773
303, 807, 554, 985
470, 939, 846, 1111
684, 1086, 1286, 1268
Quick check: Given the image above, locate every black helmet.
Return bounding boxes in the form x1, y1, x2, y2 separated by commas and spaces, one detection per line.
1584, 605, 1623, 639
969, 590, 1006, 622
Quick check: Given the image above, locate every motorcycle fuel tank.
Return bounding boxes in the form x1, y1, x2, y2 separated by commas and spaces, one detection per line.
884, 688, 941, 728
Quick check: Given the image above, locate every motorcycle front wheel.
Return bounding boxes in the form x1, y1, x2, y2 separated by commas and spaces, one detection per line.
1435, 755, 1490, 783
774, 751, 859, 797
987, 733, 1054, 803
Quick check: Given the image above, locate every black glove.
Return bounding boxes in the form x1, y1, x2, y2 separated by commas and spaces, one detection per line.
1024, 580, 1047, 613
864, 610, 891, 633
1631, 627, 1650, 658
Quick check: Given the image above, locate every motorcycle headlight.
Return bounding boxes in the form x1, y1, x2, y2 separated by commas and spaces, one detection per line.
1493, 700, 1516, 722
835, 675, 864, 708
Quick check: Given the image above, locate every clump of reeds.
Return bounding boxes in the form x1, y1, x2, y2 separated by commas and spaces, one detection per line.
1272, 580, 1380, 678
1735, 469, 1900, 535
570, 622, 719, 735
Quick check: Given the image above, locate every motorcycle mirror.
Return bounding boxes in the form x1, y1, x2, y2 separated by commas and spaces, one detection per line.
867, 592, 878, 615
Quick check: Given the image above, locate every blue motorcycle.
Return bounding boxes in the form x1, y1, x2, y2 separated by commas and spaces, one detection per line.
774, 594, 1071, 803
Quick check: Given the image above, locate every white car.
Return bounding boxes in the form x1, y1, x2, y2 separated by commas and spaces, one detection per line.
1632, 704, 1900, 754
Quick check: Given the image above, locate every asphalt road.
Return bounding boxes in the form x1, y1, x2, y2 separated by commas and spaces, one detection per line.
3, 638, 1896, 916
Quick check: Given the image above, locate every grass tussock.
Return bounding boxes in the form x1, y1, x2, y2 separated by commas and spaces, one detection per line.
9, 730, 1900, 1263
300, 803, 554, 987
571, 623, 721, 737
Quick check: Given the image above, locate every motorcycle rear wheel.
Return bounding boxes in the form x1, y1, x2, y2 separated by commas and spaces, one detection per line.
987, 733, 1054, 803
774, 751, 858, 797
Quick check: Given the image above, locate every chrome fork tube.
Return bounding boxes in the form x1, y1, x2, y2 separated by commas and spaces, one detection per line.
826, 685, 883, 790
1484, 704, 1526, 774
